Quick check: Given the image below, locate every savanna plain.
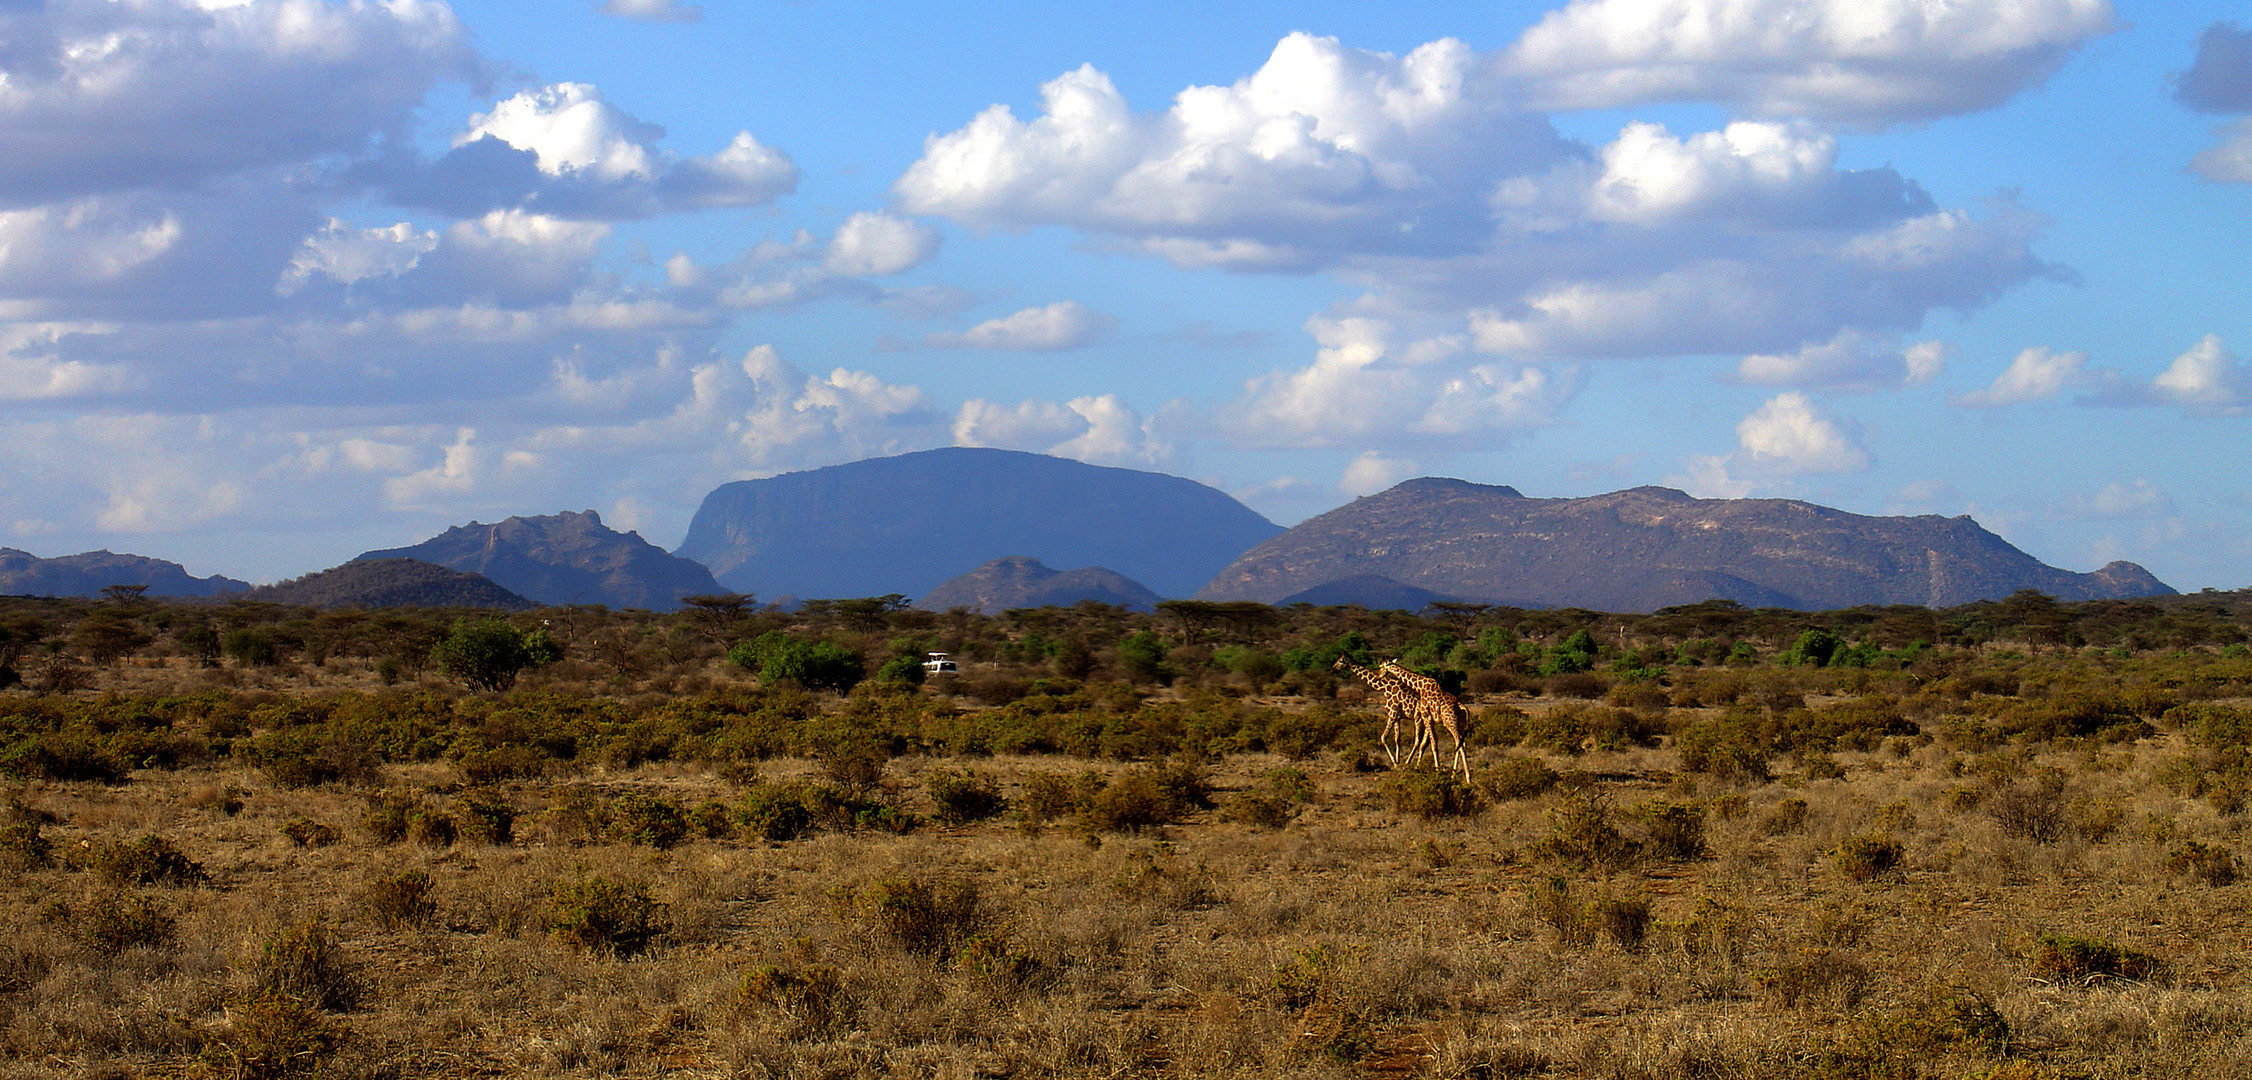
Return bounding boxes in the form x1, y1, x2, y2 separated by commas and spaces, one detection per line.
4, 590, 2251, 1079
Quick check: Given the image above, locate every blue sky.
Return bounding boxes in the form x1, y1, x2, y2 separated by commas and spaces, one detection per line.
2, 0, 2249, 592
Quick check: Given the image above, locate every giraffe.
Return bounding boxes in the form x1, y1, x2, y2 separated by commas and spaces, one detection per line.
1381, 661, 1471, 782
1333, 656, 1423, 767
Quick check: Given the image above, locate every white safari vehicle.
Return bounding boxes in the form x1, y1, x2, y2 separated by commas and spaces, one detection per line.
922, 652, 959, 675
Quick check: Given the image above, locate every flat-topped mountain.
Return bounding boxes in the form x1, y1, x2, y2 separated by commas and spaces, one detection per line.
358, 510, 720, 611
0, 548, 246, 598
915, 556, 1161, 615
245, 558, 533, 610
676, 448, 1282, 600
1197, 479, 2174, 612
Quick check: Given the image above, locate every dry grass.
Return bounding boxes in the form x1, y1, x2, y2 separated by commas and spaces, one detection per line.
2, 727, 2251, 1078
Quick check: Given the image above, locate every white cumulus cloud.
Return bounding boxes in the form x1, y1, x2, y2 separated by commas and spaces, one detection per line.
824, 212, 940, 277
1954, 346, 2087, 407
1502, 0, 2116, 125
928, 301, 1116, 351
1736, 331, 1945, 390
1339, 451, 1418, 496
952, 394, 1166, 465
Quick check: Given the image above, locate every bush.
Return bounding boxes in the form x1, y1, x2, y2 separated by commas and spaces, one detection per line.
924, 767, 1008, 825
248, 922, 359, 1011
1480, 755, 1560, 801
72, 891, 178, 954
1079, 763, 1211, 834
1224, 766, 1318, 828
608, 793, 690, 849
407, 808, 457, 848
844, 875, 992, 961
737, 964, 856, 1037
204, 991, 341, 1080
2032, 935, 2160, 984
363, 870, 437, 929
1637, 800, 1707, 860
1590, 895, 1652, 951
1759, 949, 1873, 1010
2165, 841, 2239, 886
0, 820, 52, 869
728, 633, 865, 693
1381, 768, 1485, 820
1017, 772, 1083, 825
1535, 794, 1640, 872
1832, 834, 1904, 882
279, 818, 338, 848
1987, 772, 2069, 843
92, 834, 208, 887
453, 793, 516, 845
547, 875, 668, 957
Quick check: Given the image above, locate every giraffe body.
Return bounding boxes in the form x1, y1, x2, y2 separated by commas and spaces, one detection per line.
1381, 661, 1471, 782
1333, 657, 1421, 766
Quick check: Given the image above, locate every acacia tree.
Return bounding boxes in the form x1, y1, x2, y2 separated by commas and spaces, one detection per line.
432, 618, 562, 691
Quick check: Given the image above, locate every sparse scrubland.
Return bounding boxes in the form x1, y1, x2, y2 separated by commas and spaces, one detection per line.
3, 588, 2252, 1078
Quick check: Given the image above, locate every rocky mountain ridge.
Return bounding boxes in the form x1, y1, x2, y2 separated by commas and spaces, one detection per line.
1197, 478, 2173, 612
357, 510, 719, 611
0, 549, 247, 598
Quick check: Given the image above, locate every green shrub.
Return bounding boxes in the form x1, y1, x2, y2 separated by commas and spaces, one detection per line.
2032, 934, 2160, 984
92, 834, 208, 887
924, 767, 1008, 825
1675, 713, 1773, 782
547, 875, 667, 957
728, 633, 865, 693
431, 617, 556, 692
1078, 763, 1212, 833
1381, 768, 1485, 820
360, 791, 419, 844
248, 922, 359, 1011
608, 793, 689, 849
1832, 834, 1904, 882
363, 870, 436, 929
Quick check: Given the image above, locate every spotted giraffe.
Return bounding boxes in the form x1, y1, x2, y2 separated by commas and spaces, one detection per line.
1381, 661, 1471, 782
1332, 657, 1423, 767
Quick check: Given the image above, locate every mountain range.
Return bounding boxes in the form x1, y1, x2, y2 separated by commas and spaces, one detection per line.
0, 549, 246, 598
0, 452, 2181, 613
356, 510, 719, 611
1198, 478, 2172, 612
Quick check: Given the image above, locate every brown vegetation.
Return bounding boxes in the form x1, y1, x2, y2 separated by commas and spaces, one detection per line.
1, 588, 2251, 1076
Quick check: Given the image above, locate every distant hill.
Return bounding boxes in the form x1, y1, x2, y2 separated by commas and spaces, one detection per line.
0, 548, 246, 598
244, 558, 534, 610
1199, 479, 2174, 612
357, 510, 719, 611
915, 556, 1161, 614
1279, 574, 1456, 611
676, 448, 1282, 600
